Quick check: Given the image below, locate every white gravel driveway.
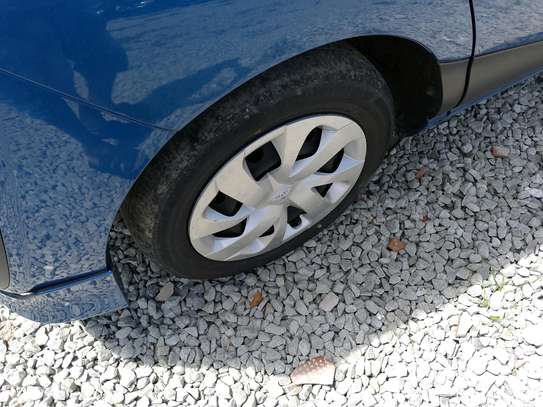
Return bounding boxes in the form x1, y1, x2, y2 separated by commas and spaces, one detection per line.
1, 76, 543, 407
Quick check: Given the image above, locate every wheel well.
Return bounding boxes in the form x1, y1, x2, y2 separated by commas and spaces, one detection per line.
181, 35, 442, 138
346, 36, 443, 135
112, 34, 444, 273
128, 36, 442, 187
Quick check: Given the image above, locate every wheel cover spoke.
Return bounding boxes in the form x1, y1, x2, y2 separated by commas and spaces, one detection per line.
291, 123, 363, 180
288, 187, 330, 219
303, 155, 365, 187
272, 120, 317, 178
213, 155, 270, 207
206, 206, 282, 260
268, 206, 289, 247
189, 115, 367, 261
190, 208, 250, 240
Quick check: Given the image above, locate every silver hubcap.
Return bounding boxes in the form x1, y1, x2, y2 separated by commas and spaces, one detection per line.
189, 115, 367, 261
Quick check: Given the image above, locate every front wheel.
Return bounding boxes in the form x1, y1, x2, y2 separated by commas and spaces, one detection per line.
122, 45, 395, 279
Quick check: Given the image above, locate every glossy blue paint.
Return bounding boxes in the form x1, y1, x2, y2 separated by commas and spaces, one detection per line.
0, 0, 473, 132
474, 1, 543, 55
0, 70, 172, 294
0, 68, 166, 320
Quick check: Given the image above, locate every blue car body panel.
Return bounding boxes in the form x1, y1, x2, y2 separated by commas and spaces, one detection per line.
474, 0, 543, 55
0, 0, 472, 131
0, 1, 540, 322
0, 67, 174, 288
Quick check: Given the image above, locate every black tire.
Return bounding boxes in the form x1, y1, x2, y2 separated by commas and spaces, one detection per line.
121, 45, 395, 279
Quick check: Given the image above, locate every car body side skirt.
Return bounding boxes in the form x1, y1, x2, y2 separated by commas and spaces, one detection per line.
437, 39, 543, 123
438, 59, 471, 115
463, 40, 543, 103
437, 0, 543, 121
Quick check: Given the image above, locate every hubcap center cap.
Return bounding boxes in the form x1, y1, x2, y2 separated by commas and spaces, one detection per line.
267, 175, 294, 205
270, 184, 292, 204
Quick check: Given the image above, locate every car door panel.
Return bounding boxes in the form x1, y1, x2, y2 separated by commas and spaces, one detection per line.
459, 0, 543, 105
473, 0, 543, 55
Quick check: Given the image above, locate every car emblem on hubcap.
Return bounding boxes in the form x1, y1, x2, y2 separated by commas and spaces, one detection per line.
270, 186, 292, 203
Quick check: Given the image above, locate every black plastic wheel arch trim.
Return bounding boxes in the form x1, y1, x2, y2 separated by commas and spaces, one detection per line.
438, 58, 470, 114
436, 0, 475, 115
0, 231, 9, 289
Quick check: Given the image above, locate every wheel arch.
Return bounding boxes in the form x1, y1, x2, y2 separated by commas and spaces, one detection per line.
164, 34, 445, 156
113, 34, 447, 252
163, 35, 445, 149
345, 35, 445, 135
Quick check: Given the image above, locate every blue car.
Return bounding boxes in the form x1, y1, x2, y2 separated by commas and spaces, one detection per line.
1, 1, 543, 323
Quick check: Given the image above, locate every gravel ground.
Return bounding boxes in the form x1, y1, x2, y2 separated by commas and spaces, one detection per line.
2, 75, 543, 407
